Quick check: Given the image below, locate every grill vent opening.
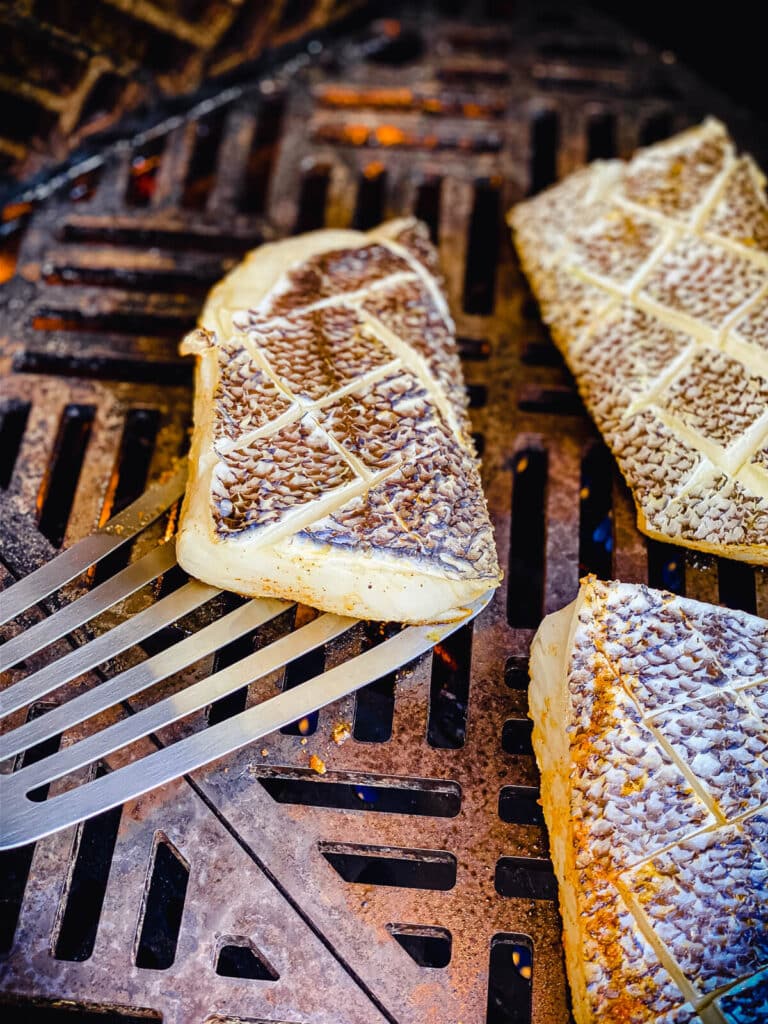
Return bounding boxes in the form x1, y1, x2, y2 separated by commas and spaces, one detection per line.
0, 400, 30, 488
647, 539, 685, 594
353, 165, 387, 230
504, 656, 530, 691
353, 638, 397, 743
294, 162, 330, 232
413, 176, 442, 242
134, 834, 189, 970
281, 621, 325, 736
507, 449, 547, 629
95, 409, 161, 585
495, 857, 557, 901
215, 939, 278, 981
387, 924, 452, 968
486, 934, 533, 1024
240, 97, 286, 215
498, 786, 544, 826
126, 138, 166, 207
501, 718, 533, 756
320, 844, 457, 890
258, 772, 461, 817
37, 404, 95, 549
579, 442, 614, 578
717, 558, 756, 614
207, 593, 255, 726
53, 765, 123, 962
428, 623, 473, 749
182, 111, 227, 210
529, 110, 559, 193
586, 111, 617, 159
0, 703, 61, 954
462, 179, 500, 314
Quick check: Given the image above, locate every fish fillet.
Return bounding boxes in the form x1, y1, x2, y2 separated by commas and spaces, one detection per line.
176, 217, 501, 622
509, 119, 768, 565
529, 576, 768, 1023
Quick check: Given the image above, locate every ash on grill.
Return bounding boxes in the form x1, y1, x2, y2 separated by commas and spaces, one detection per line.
1, 4, 767, 1024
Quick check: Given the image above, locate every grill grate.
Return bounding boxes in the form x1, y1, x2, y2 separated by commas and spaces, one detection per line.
2, 3, 767, 1023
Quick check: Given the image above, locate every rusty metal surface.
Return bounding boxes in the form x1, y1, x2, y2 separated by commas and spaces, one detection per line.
2, 3, 768, 1023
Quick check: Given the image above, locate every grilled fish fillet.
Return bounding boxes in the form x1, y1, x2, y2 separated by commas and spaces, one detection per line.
529, 576, 768, 1024
509, 119, 768, 565
176, 217, 501, 622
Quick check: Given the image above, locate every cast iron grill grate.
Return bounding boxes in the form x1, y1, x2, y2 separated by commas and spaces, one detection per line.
1, 3, 767, 1023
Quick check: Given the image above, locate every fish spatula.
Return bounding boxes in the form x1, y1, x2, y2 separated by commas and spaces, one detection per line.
0, 468, 492, 850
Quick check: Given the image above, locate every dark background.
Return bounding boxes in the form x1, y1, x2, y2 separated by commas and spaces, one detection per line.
592, 0, 765, 121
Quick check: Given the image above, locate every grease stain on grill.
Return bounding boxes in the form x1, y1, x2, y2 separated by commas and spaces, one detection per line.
134, 834, 189, 970
257, 769, 461, 817
0, 1001, 162, 1023
495, 857, 557, 901
37, 404, 95, 549
647, 539, 685, 594
579, 442, 614, 578
501, 719, 534, 757
353, 165, 387, 230
53, 765, 123, 962
387, 924, 452, 968
413, 176, 441, 242
215, 938, 278, 981
463, 179, 500, 315
507, 449, 547, 629
717, 558, 757, 614
486, 934, 534, 1024
0, 400, 30, 488
529, 110, 559, 194
428, 622, 472, 749
320, 843, 456, 890
498, 786, 545, 827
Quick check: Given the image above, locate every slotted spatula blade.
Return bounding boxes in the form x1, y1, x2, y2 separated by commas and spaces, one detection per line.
0, 479, 493, 850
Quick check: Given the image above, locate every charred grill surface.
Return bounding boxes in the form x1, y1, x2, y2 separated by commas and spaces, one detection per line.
1, 3, 767, 1023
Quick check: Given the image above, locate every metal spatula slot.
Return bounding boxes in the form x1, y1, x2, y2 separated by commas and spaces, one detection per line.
0, 470, 492, 850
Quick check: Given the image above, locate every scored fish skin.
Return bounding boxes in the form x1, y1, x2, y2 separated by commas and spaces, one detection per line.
528, 576, 768, 1024
176, 217, 501, 623
509, 119, 768, 565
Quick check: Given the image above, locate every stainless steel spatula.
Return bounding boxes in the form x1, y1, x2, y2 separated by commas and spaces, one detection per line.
0, 469, 492, 850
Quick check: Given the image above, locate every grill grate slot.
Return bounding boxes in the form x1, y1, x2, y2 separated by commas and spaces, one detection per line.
240, 97, 286, 214
134, 835, 189, 971
495, 857, 557, 900
498, 786, 544, 826
36, 404, 95, 549
462, 179, 500, 314
0, 400, 30, 489
428, 623, 472, 749
486, 934, 533, 1024
586, 110, 617, 159
258, 772, 461, 816
320, 843, 457, 890
717, 558, 757, 614
413, 176, 442, 242
215, 939, 278, 981
353, 164, 387, 230
578, 442, 614, 578
52, 765, 123, 962
507, 449, 547, 629
388, 924, 452, 968
529, 109, 559, 193
294, 162, 330, 233
647, 539, 685, 594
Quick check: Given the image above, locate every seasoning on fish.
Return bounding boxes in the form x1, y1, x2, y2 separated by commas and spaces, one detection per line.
509, 119, 768, 565
177, 218, 501, 622
529, 576, 768, 1024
